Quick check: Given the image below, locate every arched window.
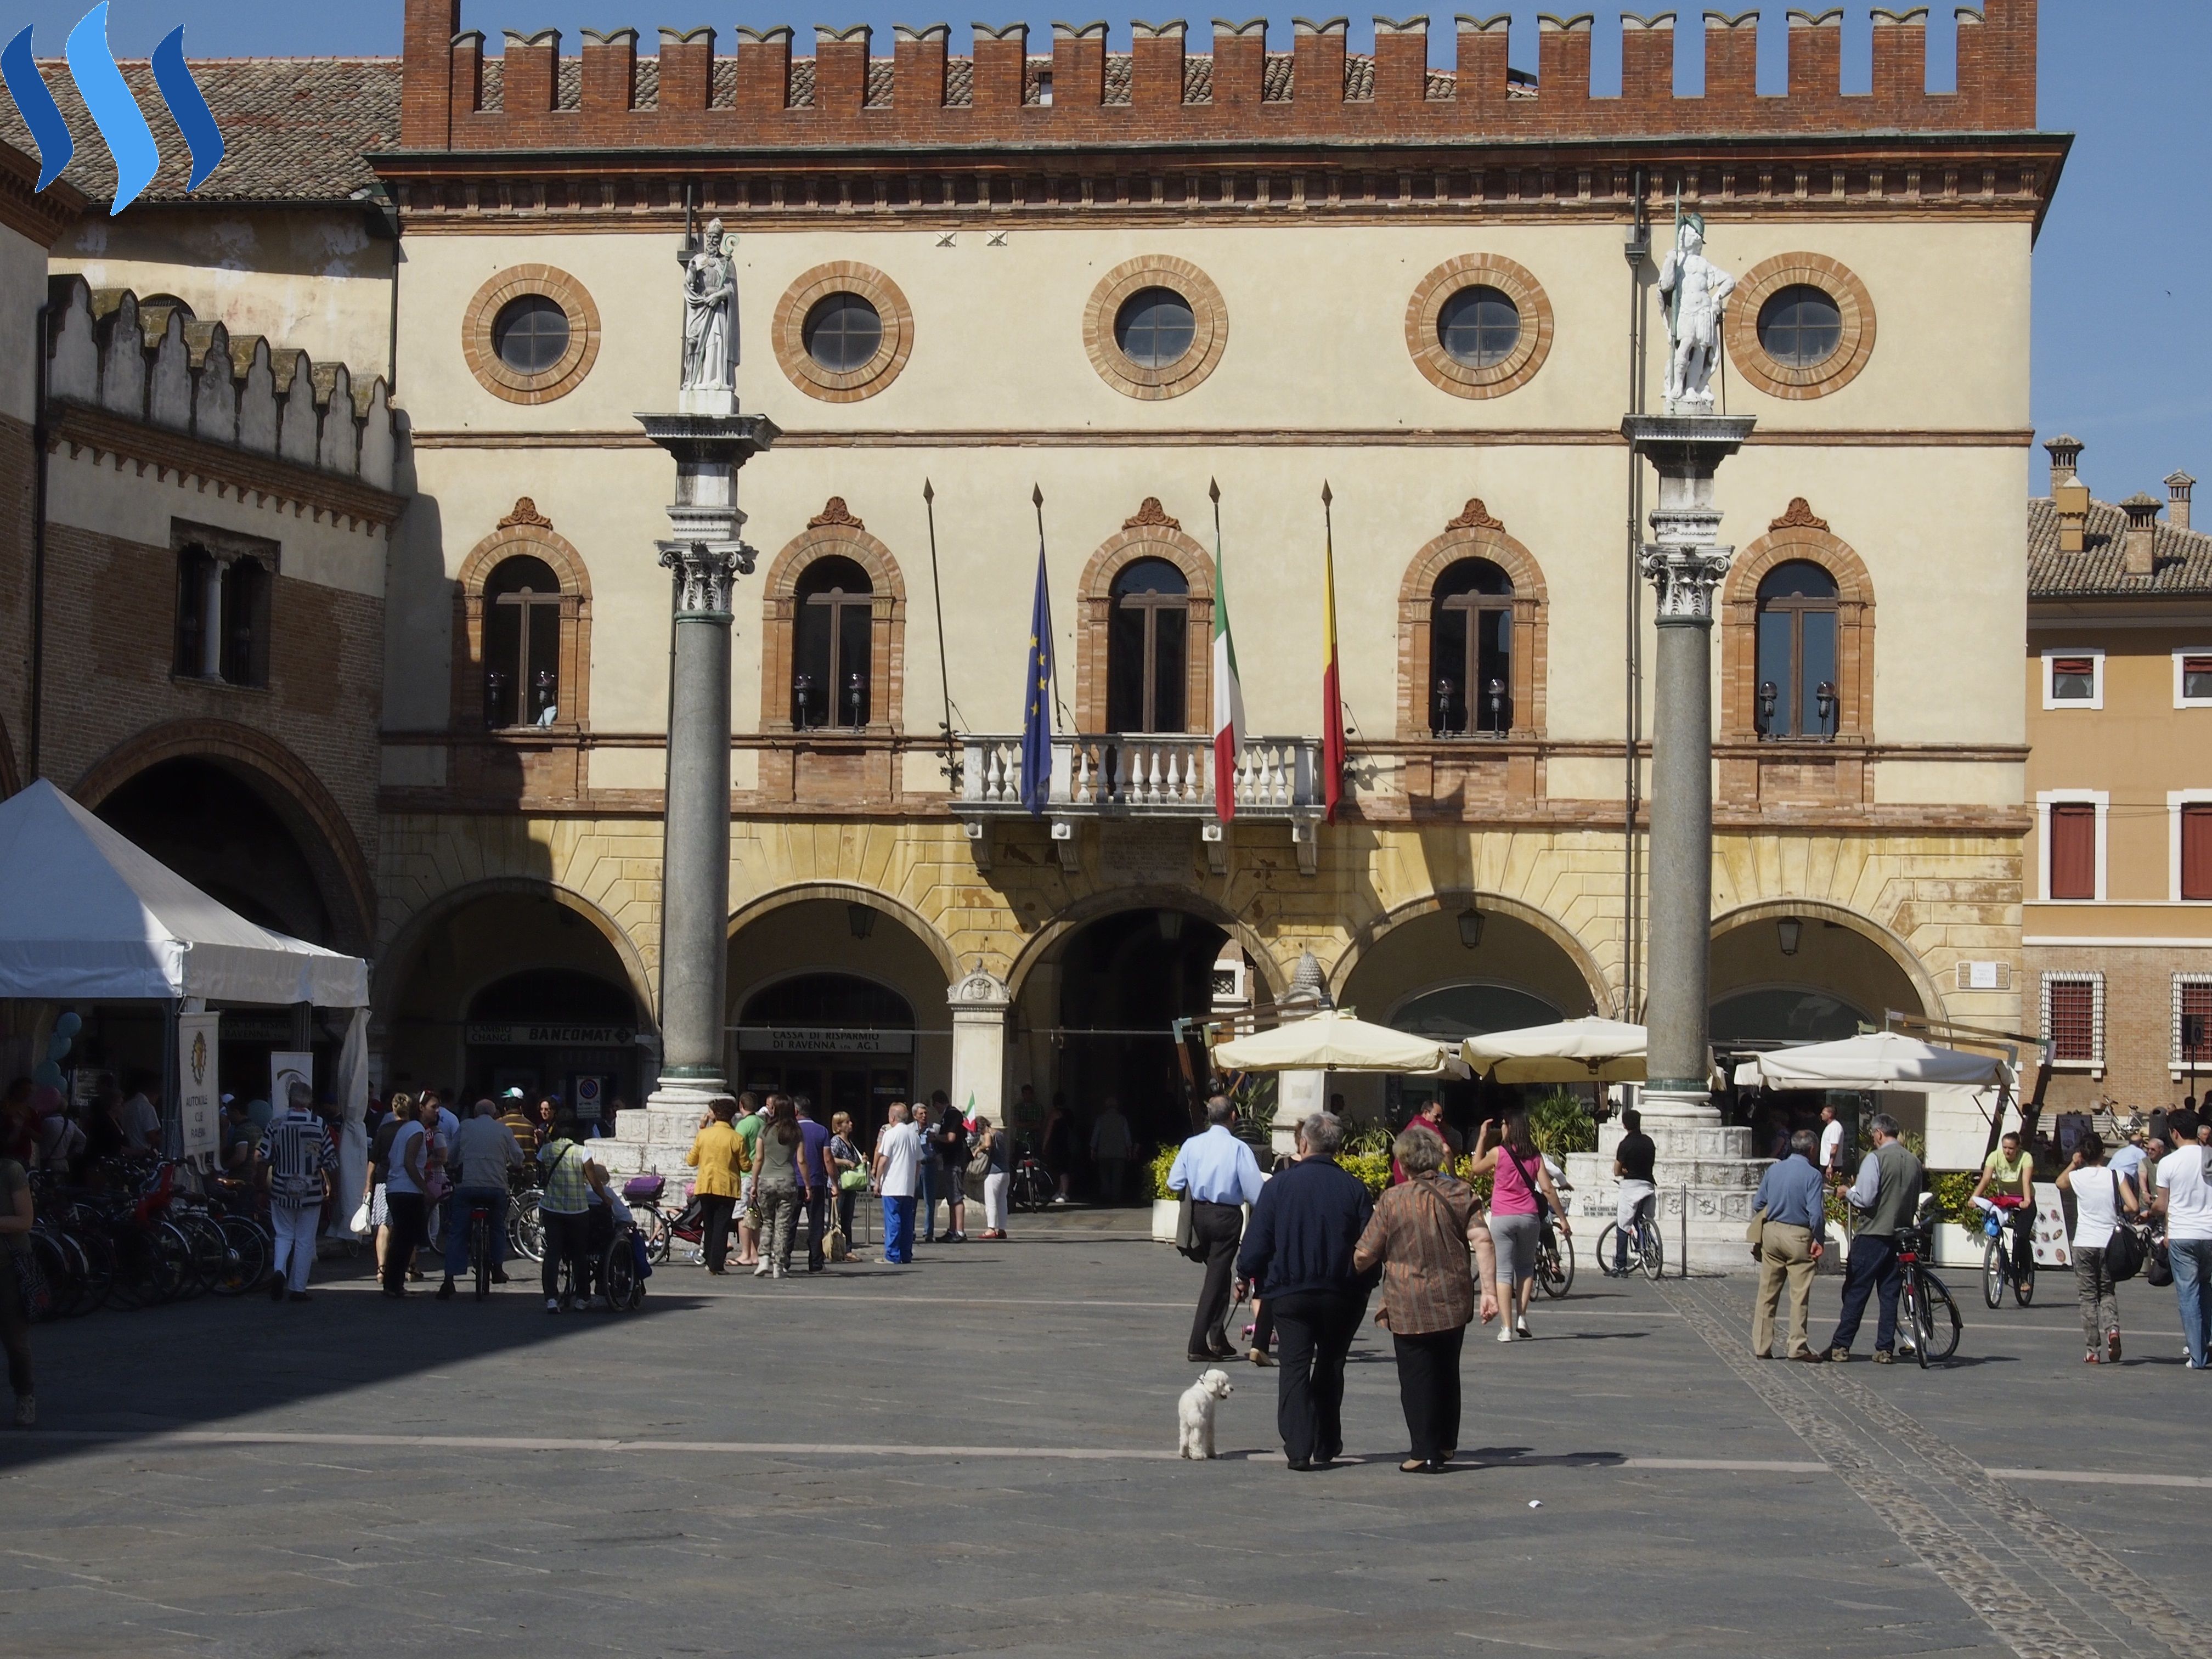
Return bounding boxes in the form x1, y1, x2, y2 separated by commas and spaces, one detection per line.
1429, 558, 1514, 736
1107, 557, 1190, 733
792, 555, 876, 730
1754, 561, 1839, 740
482, 555, 564, 728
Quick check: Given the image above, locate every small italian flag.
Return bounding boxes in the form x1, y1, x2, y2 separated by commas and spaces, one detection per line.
1210, 481, 1245, 821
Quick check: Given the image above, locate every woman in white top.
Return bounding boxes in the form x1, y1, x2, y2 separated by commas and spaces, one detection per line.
2057, 1132, 2136, 1365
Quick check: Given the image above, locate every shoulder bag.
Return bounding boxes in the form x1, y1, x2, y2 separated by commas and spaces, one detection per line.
1175, 1192, 1207, 1262
1746, 1204, 1768, 1262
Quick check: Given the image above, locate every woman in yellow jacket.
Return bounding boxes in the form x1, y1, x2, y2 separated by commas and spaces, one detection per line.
686, 1096, 748, 1274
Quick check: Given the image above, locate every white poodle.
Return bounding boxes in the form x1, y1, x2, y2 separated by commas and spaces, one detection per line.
1177, 1368, 1233, 1460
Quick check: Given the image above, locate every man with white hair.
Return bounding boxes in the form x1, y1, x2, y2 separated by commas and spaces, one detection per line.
1236, 1112, 1378, 1470
1167, 1094, 1265, 1363
438, 1098, 522, 1300
260, 1082, 335, 1303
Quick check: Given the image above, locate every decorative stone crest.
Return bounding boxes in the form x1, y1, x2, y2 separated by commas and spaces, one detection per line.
1769, 497, 1830, 532
498, 496, 552, 529
659, 539, 753, 617
1123, 496, 1181, 531
947, 963, 1011, 1009
808, 496, 865, 530
1658, 213, 1736, 414
1446, 498, 1504, 532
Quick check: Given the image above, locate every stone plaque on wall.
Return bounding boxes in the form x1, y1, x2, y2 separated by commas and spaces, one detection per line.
1099, 821, 1195, 883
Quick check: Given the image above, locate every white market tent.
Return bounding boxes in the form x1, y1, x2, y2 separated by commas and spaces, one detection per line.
1730, 1030, 2015, 1093
1461, 1017, 1649, 1085
1214, 1010, 1470, 1077
0, 780, 372, 1220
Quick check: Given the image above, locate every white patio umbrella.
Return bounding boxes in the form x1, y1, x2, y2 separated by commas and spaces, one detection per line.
1459, 1017, 1649, 1085
1730, 1030, 2015, 1092
1212, 1010, 1470, 1077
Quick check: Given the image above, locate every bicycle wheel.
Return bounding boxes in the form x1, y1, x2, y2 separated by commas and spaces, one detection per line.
144, 1221, 196, 1304
601, 1240, 640, 1311
1920, 1274, 1962, 1363
1638, 1221, 1666, 1282
208, 1214, 269, 1295
1594, 1224, 1624, 1278
70, 1226, 117, 1313
642, 1205, 672, 1265
2014, 1255, 2035, 1308
1541, 1230, 1575, 1297
177, 1214, 231, 1296
25, 1231, 69, 1321
510, 1191, 543, 1262
1981, 1236, 2005, 1310
473, 1210, 494, 1300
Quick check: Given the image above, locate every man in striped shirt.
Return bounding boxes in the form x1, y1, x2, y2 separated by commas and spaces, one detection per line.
261, 1082, 337, 1303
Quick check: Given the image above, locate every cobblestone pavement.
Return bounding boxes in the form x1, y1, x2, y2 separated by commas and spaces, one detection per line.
3, 1231, 2208, 1659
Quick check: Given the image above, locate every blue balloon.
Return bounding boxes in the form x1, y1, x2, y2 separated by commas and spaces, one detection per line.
54, 1012, 82, 1037
46, 1034, 72, 1062
31, 1060, 61, 1087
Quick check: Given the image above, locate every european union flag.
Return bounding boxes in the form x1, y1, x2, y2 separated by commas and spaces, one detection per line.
1020, 543, 1054, 816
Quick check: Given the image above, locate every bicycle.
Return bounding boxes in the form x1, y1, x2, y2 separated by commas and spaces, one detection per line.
1535, 1213, 1575, 1298
1597, 1208, 1666, 1282
464, 1192, 500, 1300
1009, 1143, 1057, 1214
1977, 1198, 2036, 1310
1897, 1201, 1962, 1368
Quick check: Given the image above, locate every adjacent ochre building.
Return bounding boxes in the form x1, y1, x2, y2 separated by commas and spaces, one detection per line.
2024, 441, 2212, 1116
3, 3, 2057, 1169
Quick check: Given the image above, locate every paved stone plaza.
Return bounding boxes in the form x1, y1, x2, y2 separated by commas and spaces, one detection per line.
3, 1223, 2208, 1659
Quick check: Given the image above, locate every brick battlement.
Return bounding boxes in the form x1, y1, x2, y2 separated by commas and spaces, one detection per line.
400, 4, 2038, 154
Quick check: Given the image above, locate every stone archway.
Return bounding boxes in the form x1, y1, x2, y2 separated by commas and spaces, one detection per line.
76, 720, 375, 955
1708, 898, 1943, 1036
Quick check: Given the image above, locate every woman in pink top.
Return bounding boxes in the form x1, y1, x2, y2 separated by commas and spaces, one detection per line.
1469, 1109, 1570, 1342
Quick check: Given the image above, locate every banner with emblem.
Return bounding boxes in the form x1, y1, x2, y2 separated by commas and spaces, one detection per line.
177, 1011, 221, 1157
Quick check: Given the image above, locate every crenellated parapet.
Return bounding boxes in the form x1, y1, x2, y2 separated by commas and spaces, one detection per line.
396, 2, 2036, 154
41, 275, 398, 505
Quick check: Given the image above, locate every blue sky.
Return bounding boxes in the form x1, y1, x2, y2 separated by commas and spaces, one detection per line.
11, 0, 2207, 499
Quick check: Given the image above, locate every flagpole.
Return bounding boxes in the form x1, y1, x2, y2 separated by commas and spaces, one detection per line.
1034, 483, 1059, 721
1321, 479, 1341, 825
922, 478, 958, 789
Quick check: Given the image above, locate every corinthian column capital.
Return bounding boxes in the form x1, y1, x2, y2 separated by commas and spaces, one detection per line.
658, 539, 755, 618
1640, 543, 1734, 622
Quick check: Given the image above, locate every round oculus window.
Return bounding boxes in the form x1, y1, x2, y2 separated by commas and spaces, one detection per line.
1113, 287, 1196, 369
492, 295, 571, 375
1436, 285, 1521, 369
802, 293, 884, 373
1756, 285, 1844, 369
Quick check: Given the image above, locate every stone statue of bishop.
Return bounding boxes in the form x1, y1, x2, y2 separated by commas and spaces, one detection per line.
1657, 213, 1734, 414
680, 218, 737, 408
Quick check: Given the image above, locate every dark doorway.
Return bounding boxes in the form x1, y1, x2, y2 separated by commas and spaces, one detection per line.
465, 968, 641, 1120
737, 973, 915, 1142
1055, 907, 1228, 1175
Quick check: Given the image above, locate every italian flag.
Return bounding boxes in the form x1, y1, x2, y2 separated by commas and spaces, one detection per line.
1211, 503, 1245, 821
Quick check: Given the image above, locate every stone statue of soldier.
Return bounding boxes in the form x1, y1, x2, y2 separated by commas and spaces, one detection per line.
1657, 213, 1735, 413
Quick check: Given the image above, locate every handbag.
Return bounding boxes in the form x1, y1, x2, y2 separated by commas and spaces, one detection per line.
967, 1131, 994, 1183
2106, 1220, 2145, 1283
2146, 1231, 2173, 1288
838, 1167, 868, 1193
827, 1221, 850, 1263
347, 1197, 372, 1234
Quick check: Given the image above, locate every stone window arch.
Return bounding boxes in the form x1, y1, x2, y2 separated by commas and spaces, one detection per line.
1722, 501, 1875, 742
758, 499, 907, 734
1075, 499, 1214, 734
1396, 501, 1547, 740
452, 500, 593, 732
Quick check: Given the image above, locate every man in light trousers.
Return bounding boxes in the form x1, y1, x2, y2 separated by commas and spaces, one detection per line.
1751, 1128, 1828, 1361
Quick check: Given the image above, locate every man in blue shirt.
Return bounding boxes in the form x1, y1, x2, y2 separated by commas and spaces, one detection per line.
1750, 1127, 1829, 1361
784, 1096, 837, 1275
1168, 1094, 1266, 1363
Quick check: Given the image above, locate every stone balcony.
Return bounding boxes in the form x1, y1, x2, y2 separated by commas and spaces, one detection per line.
957, 732, 1325, 871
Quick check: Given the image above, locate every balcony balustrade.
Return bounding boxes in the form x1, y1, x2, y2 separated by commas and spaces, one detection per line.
958, 732, 1322, 817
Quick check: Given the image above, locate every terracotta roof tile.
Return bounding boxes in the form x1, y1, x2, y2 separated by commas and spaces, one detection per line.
0, 58, 398, 206
2028, 495, 2212, 598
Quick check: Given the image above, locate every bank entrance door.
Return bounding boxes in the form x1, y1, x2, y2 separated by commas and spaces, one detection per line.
736, 973, 918, 1142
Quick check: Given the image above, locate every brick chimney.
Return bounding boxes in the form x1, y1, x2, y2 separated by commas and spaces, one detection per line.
2120, 493, 2162, 577
2168, 470, 2196, 533
2045, 433, 2089, 554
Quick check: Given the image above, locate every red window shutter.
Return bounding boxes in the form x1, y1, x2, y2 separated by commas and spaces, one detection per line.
2048, 804, 2097, 900
2184, 806, 2212, 901
2047, 981, 2096, 1062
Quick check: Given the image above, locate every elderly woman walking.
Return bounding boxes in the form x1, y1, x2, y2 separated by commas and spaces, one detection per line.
1355, 1127, 1499, 1472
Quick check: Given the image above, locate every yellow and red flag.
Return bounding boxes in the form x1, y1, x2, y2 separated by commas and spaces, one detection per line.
1321, 483, 1344, 823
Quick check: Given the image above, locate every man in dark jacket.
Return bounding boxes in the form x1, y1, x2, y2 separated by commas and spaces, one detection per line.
1236, 1111, 1378, 1470
1823, 1113, 1926, 1363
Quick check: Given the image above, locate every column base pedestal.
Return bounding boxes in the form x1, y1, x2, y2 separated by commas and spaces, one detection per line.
1635, 1085, 1720, 1126
599, 1077, 729, 1178
1565, 1114, 1769, 1271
